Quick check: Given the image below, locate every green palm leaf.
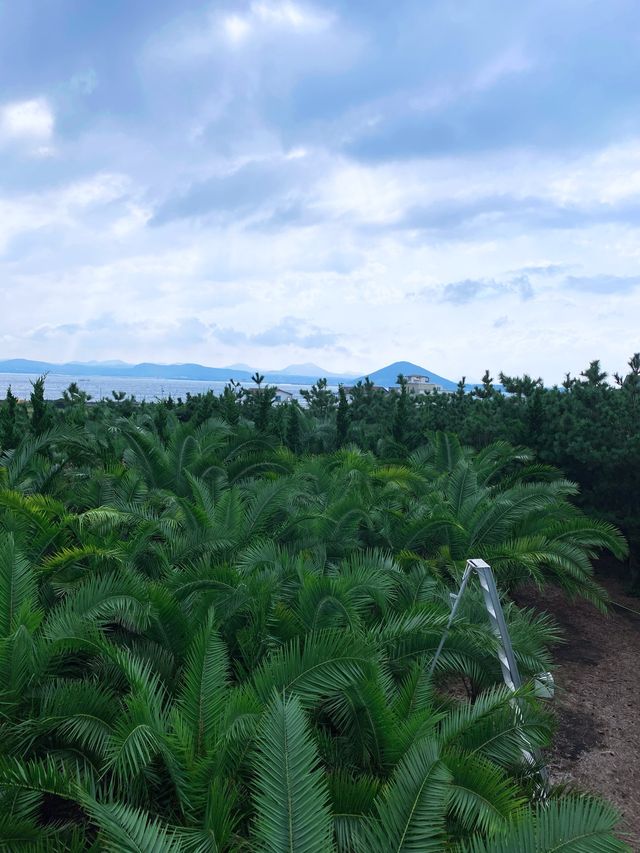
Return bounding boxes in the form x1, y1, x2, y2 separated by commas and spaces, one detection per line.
443, 748, 524, 834
251, 692, 335, 853
0, 534, 36, 636
431, 432, 463, 473
251, 630, 373, 707
0, 756, 84, 827
459, 795, 629, 852
446, 460, 480, 517
438, 685, 552, 768
37, 678, 117, 758
82, 796, 186, 853
328, 771, 380, 852
42, 571, 151, 642
177, 617, 229, 757
357, 739, 451, 853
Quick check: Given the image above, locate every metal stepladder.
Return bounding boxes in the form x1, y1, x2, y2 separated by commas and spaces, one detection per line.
429, 558, 550, 792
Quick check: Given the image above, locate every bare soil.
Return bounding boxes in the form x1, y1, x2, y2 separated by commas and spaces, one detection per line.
516, 572, 640, 848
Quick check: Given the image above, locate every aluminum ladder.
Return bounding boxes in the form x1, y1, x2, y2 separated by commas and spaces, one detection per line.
429, 558, 549, 790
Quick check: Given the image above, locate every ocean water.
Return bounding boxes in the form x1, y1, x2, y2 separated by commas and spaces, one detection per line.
0, 373, 327, 402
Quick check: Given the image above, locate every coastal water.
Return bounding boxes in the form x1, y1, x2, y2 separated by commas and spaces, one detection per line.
0, 373, 329, 402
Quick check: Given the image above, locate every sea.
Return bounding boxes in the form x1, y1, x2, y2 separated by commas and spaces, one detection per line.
0, 373, 329, 402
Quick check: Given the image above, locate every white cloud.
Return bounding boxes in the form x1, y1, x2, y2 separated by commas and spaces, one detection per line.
547, 141, 640, 205
221, 0, 333, 47
315, 162, 407, 224
0, 98, 54, 141
0, 172, 135, 254
250, 1, 331, 31
110, 204, 154, 238
223, 15, 251, 44
60, 173, 132, 209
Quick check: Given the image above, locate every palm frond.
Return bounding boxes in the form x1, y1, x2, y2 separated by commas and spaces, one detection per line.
459, 795, 628, 853
251, 692, 335, 853
438, 686, 552, 769
328, 771, 380, 852
446, 461, 479, 517
81, 796, 186, 853
0, 534, 36, 636
43, 571, 151, 642
443, 748, 524, 834
357, 739, 451, 853
0, 755, 84, 823
251, 630, 373, 707
177, 617, 229, 757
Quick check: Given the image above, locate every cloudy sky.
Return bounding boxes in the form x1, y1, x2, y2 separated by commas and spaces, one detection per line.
1, 0, 640, 382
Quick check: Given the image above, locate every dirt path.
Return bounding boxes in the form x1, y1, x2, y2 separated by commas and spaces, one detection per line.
517, 576, 640, 847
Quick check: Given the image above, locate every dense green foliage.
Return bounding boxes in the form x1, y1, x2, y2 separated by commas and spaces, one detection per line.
0, 379, 631, 850
3, 355, 637, 586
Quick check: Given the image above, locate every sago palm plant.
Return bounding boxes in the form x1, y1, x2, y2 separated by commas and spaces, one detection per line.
0, 421, 630, 850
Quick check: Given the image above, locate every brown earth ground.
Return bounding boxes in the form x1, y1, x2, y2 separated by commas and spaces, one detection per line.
516, 568, 640, 848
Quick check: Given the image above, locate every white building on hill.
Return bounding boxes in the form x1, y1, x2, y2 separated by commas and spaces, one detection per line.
405, 374, 445, 394
243, 387, 294, 404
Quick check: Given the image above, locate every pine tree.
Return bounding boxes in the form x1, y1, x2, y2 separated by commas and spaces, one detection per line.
474, 370, 495, 399
221, 381, 242, 425
255, 386, 276, 433
0, 385, 19, 449
29, 375, 52, 435
392, 374, 408, 444
286, 402, 301, 452
498, 372, 543, 398
299, 378, 336, 418
336, 385, 350, 448
580, 359, 608, 386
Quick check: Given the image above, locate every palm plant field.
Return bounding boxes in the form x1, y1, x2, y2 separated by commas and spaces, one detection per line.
0, 379, 634, 851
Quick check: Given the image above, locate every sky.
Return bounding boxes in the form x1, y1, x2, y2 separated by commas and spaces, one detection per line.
1, 0, 640, 383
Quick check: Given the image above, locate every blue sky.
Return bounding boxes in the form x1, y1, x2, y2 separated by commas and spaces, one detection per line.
1, 0, 639, 381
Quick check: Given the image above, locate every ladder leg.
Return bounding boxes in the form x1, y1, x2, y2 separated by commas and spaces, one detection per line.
427, 562, 473, 678
470, 559, 549, 792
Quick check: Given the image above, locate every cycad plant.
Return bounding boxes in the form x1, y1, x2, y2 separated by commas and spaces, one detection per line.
0, 420, 630, 850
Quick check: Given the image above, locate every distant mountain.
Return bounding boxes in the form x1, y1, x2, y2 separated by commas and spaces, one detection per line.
0, 358, 359, 387
225, 363, 255, 372
0, 359, 253, 382
127, 363, 255, 380
84, 360, 131, 367
274, 362, 355, 378
357, 361, 460, 391
0, 359, 59, 375
262, 370, 353, 385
